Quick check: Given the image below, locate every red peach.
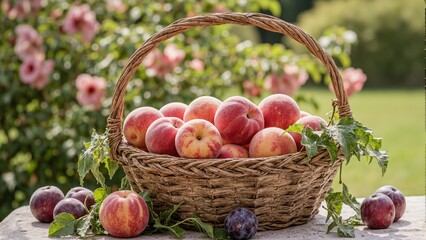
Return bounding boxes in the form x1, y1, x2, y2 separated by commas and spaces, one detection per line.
159, 102, 188, 120
214, 96, 264, 145
300, 110, 311, 118
258, 94, 300, 130
175, 119, 222, 159
99, 190, 149, 238
123, 107, 163, 150
249, 127, 297, 158
218, 144, 249, 158
145, 117, 184, 156
183, 96, 222, 124
289, 115, 327, 151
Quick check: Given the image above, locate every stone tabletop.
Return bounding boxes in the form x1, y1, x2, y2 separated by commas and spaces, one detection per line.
0, 196, 424, 240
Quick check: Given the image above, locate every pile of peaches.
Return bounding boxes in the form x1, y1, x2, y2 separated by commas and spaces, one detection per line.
123, 94, 327, 159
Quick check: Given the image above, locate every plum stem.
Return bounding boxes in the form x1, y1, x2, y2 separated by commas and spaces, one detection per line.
339, 162, 343, 184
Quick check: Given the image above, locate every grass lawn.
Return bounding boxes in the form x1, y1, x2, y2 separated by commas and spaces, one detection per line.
296, 88, 424, 197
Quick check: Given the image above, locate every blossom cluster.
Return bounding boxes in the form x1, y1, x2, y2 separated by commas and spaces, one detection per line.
6, 2, 107, 109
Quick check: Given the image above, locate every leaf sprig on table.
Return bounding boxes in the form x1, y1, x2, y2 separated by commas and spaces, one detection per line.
300, 116, 389, 237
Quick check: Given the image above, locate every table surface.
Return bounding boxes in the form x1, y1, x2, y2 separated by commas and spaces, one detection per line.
0, 196, 424, 240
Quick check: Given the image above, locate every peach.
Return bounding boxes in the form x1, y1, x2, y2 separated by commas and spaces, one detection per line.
145, 117, 184, 156
258, 94, 300, 130
249, 127, 297, 158
289, 115, 327, 151
214, 96, 264, 145
300, 110, 311, 118
175, 119, 222, 159
99, 190, 149, 238
159, 102, 188, 120
218, 144, 249, 158
183, 96, 222, 124
123, 107, 163, 150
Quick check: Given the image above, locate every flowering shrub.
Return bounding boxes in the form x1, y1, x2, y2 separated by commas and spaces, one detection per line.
0, 0, 361, 220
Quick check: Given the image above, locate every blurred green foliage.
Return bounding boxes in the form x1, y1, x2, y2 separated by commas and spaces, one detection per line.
0, 0, 357, 221
290, 0, 423, 88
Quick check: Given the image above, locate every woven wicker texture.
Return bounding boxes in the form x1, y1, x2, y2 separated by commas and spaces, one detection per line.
107, 12, 351, 230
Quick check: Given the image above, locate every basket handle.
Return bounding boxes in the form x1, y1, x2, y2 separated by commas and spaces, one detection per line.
107, 12, 352, 160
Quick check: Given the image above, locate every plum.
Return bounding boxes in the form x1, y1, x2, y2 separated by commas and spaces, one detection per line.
66, 186, 95, 210
361, 193, 395, 229
224, 208, 258, 240
374, 185, 406, 222
53, 198, 87, 219
29, 186, 64, 223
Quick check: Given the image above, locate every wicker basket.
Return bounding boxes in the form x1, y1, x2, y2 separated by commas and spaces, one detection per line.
107, 12, 352, 231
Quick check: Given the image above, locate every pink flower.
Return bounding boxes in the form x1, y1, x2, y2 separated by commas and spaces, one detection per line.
143, 44, 185, 78
264, 64, 308, 96
188, 59, 204, 71
14, 25, 44, 60
213, 5, 228, 13
330, 68, 367, 97
62, 4, 100, 43
243, 81, 262, 97
19, 56, 54, 90
2, 0, 42, 20
164, 44, 185, 67
107, 0, 127, 13
76, 74, 107, 109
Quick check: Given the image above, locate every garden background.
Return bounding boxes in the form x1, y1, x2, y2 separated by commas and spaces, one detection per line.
0, 0, 423, 221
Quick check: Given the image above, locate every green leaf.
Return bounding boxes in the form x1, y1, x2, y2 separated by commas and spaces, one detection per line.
48, 213, 76, 238
75, 213, 92, 237
190, 218, 215, 239
326, 220, 338, 234
324, 117, 358, 160
337, 224, 355, 238
285, 123, 303, 134
301, 127, 320, 161
120, 176, 130, 190
366, 148, 389, 176
91, 161, 106, 188
160, 203, 182, 226
324, 189, 343, 222
104, 156, 119, 180
153, 219, 185, 239
342, 183, 360, 213
77, 146, 95, 186
94, 187, 109, 205
213, 228, 228, 240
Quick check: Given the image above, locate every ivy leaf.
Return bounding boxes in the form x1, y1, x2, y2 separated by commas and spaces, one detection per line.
91, 161, 106, 188
213, 228, 229, 240
75, 212, 93, 237
120, 176, 130, 190
323, 117, 358, 161
284, 123, 303, 134
301, 127, 320, 161
324, 184, 362, 238
342, 183, 360, 213
365, 148, 389, 176
159, 203, 182, 226
190, 218, 215, 239
337, 224, 356, 238
94, 187, 109, 205
48, 213, 76, 238
301, 127, 338, 163
104, 155, 119, 180
324, 188, 343, 222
